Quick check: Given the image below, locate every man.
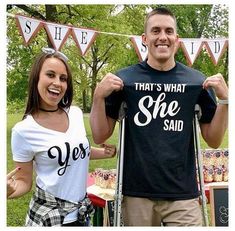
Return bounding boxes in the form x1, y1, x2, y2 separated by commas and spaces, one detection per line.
90, 7, 228, 226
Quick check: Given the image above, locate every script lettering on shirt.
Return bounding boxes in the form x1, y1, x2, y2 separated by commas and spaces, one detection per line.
134, 82, 187, 131
48, 142, 89, 176
134, 93, 181, 126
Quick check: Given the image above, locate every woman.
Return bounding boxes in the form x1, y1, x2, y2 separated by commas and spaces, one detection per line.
7, 48, 116, 226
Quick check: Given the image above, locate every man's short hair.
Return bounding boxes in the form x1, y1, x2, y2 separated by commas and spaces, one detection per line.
144, 7, 177, 33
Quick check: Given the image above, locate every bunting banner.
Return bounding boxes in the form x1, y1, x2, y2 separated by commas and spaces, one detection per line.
130, 36, 148, 61
71, 27, 98, 56
15, 14, 43, 45
180, 38, 204, 66
44, 22, 71, 51
204, 39, 228, 65
12, 14, 228, 66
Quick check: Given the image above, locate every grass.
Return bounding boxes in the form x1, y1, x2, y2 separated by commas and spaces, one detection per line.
6, 113, 119, 226
7, 113, 228, 226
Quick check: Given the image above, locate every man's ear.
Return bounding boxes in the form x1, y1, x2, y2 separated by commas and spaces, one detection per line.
141, 33, 147, 46
174, 34, 180, 54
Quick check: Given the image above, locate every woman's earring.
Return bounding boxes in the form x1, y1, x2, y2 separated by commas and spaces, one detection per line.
62, 96, 68, 105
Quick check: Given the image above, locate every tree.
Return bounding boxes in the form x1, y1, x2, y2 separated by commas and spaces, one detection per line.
7, 4, 229, 113
7, 4, 143, 112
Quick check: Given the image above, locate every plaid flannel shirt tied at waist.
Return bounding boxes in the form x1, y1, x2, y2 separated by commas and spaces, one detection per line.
25, 186, 94, 226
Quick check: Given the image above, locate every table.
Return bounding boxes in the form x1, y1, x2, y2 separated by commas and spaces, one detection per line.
87, 174, 228, 226
87, 174, 115, 226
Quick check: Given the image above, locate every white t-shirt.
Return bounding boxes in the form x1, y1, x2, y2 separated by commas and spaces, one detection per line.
11, 106, 90, 223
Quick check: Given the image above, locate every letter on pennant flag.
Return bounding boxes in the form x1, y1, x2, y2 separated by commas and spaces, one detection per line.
15, 15, 43, 45
44, 22, 71, 51
130, 36, 148, 61
180, 39, 204, 66
204, 39, 228, 65
13, 14, 228, 67
71, 27, 98, 56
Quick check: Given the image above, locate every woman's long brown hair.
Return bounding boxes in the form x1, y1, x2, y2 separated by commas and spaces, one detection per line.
22, 52, 73, 119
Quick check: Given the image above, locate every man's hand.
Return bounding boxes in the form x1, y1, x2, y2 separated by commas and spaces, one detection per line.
202, 73, 228, 100
94, 73, 124, 99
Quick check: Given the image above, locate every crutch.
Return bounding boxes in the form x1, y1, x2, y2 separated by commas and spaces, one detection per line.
193, 104, 209, 226
113, 102, 127, 226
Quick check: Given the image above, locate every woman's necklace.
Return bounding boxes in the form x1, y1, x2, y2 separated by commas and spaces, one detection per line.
39, 107, 59, 112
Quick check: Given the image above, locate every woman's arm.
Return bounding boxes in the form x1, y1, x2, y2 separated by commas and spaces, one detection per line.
7, 160, 33, 199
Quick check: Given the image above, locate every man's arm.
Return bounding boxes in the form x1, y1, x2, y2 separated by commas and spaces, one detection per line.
90, 73, 123, 144
200, 104, 228, 148
90, 93, 116, 144
200, 73, 228, 148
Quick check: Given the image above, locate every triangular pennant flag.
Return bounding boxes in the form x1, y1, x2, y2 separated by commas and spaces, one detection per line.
71, 27, 98, 56
15, 14, 43, 45
130, 36, 148, 61
180, 39, 204, 66
44, 22, 71, 51
204, 39, 228, 65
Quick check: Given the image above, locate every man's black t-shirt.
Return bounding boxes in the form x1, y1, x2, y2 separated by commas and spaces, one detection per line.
105, 61, 217, 200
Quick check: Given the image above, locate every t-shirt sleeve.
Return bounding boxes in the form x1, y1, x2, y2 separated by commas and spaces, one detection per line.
197, 87, 217, 123
105, 90, 124, 120
11, 129, 34, 162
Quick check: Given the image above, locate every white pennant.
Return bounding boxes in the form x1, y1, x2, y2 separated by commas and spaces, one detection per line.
44, 22, 71, 50
72, 27, 98, 56
204, 39, 228, 65
15, 15, 43, 45
180, 39, 204, 66
13, 14, 228, 66
130, 36, 148, 61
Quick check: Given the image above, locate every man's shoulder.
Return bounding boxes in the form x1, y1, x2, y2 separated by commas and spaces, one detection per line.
176, 61, 206, 82
116, 62, 144, 76
176, 61, 204, 75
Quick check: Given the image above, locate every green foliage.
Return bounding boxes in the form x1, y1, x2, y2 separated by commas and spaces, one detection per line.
168, 5, 213, 38
6, 112, 228, 226
7, 4, 229, 111
7, 99, 25, 114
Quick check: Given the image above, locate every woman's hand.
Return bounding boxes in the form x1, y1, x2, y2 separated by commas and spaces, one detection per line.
101, 143, 116, 158
90, 144, 117, 159
7, 167, 21, 198
7, 161, 33, 199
